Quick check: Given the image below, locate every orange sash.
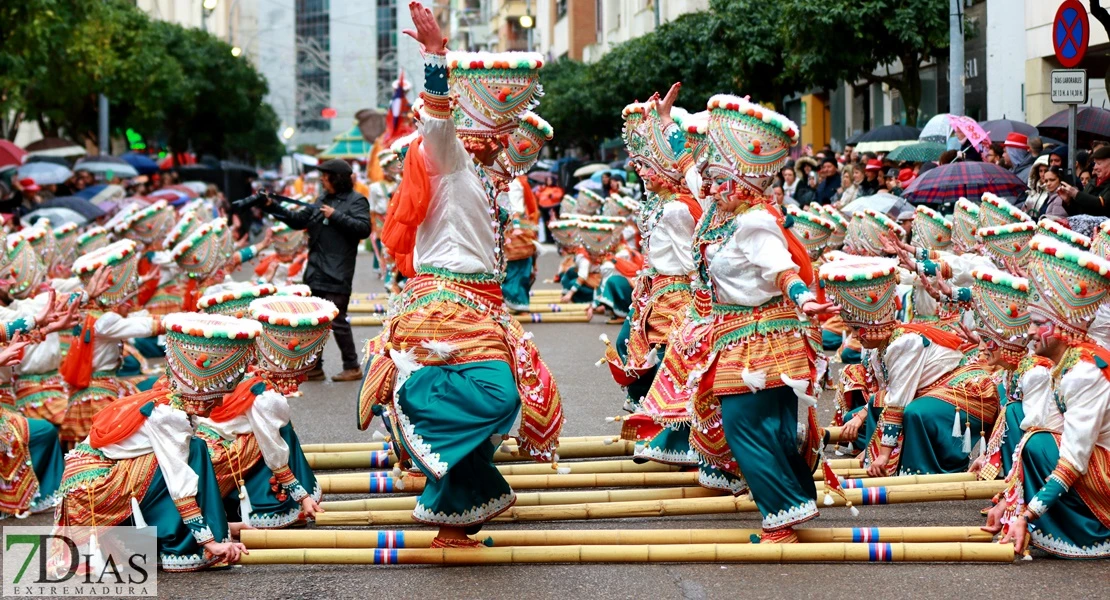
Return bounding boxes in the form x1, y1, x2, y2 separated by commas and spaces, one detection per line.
59, 314, 95, 390
382, 138, 430, 278
88, 389, 170, 449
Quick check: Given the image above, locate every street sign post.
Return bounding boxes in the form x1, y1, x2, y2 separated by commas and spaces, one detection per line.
1053, 0, 1090, 179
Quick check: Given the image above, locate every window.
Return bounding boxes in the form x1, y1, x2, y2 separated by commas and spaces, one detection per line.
376, 0, 398, 108
557, 0, 568, 18
295, 0, 331, 132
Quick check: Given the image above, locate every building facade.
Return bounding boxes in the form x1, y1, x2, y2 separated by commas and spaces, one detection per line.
1025, 0, 1110, 127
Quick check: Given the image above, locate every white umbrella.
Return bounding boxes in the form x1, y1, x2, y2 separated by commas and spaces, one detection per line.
76, 160, 139, 179
573, 179, 603, 192
840, 192, 911, 218
180, 181, 209, 195
16, 162, 73, 185
24, 207, 89, 228
918, 113, 954, 144
573, 163, 609, 178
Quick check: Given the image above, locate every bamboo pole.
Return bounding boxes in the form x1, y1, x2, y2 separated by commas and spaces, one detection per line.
347, 302, 390, 313
516, 312, 592, 323
241, 526, 994, 550
316, 470, 977, 495
350, 316, 386, 327
825, 458, 864, 469
316, 480, 1005, 525
509, 303, 591, 313
320, 486, 721, 512
305, 440, 636, 470
238, 542, 1014, 565
351, 290, 567, 302
301, 435, 619, 453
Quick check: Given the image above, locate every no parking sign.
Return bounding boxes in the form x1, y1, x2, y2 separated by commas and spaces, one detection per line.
1053, 0, 1089, 68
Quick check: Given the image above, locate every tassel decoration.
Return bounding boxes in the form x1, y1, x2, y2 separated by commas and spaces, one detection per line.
961, 427, 972, 454
978, 433, 986, 457
130, 496, 147, 529
239, 482, 253, 527
848, 501, 860, 517
952, 410, 962, 438
88, 532, 107, 576
823, 492, 834, 506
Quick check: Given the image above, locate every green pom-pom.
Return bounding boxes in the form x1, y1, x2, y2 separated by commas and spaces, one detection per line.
139, 401, 156, 417
749, 534, 761, 544
371, 404, 385, 415
483, 537, 495, 547
1096, 356, 1109, 369
250, 382, 267, 396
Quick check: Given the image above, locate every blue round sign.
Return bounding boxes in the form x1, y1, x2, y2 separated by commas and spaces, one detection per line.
1053, 0, 1089, 68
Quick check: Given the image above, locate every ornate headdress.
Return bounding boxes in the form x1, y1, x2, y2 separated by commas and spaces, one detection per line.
979, 192, 1032, 228
785, 205, 835, 259
1090, 219, 1110, 259
574, 189, 605, 216
271, 221, 306, 258
951, 198, 980, 254
198, 283, 279, 318
977, 222, 1035, 269
637, 106, 685, 185
1036, 218, 1090, 250
494, 111, 553, 177
73, 239, 141, 307
446, 51, 544, 140
548, 219, 580, 248
164, 212, 202, 252
2, 230, 47, 300
602, 195, 640, 219
621, 102, 651, 163
75, 226, 110, 255
23, 221, 59, 273
675, 109, 710, 172
162, 313, 261, 416
53, 222, 80, 266
575, 221, 623, 259
911, 205, 952, 252
1025, 234, 1110, 337
815, 205, 849, 251
819, 257, 900, 344
845, 209, 905, 257
970, 267, 1030, 365
171, 219, 233, 279
114, 200, 175, 246
248, 295, 339, 393
705, 95, 799, 198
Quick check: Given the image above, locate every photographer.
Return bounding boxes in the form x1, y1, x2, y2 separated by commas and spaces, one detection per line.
262, 159, 370, 382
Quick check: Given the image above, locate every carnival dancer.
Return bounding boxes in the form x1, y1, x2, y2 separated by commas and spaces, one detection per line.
984, 235, 1110, 558
60, 240, 163, 446
368, 149, 401, 278
194, 294, 328, 529
53, 313, 258, 572
355, 2, 563, 549
253, 222, 307, 287
822, 257, 999, 478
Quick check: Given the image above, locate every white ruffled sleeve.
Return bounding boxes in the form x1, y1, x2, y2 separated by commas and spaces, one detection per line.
244, 390, 293, 472
1057, 362, 1110, 474
734, 210, 798, 284
419, 119, 469, 176
145, 405, 199, 500
1018, 366, 1062, 433
648, 202, 695, 275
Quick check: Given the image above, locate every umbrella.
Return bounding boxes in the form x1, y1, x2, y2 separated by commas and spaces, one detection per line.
573, 179, 603, 193
949, 116, 990, 153
120, 152, 160, 175
1037, 107, 1110, 143
26, 155, 69, 167
841, 192, 912, 217
573, 163, 609, 178
147, 189, 192, 205
527, 171, 557, 185
901, 161, 1027, 204
76, 184, 127, 207
609, 158, 629, 170
16, 162, 73, 185
886, 141, 946, 163
0, 140, 27, 168
180, 181, 209, 195
23, 207, 89, 228
854, 125, 923, 154
24, 137, 86, 158
590, 168, 627, 182
978, 119, 1038, 143
38, 196, 106, 220
917, 114, 953, 143
75, 155, 139, 179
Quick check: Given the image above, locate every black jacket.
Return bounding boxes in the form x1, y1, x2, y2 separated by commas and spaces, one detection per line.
266, 189, 371, 294
1069, 178, 1110, 218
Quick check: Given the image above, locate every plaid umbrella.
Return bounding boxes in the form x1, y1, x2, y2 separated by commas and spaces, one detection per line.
1037, 107, 1110, 142
886, 141, 946, 163
900, 161, 1027, 205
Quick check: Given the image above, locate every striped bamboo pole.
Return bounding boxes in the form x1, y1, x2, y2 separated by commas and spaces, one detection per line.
242, 526, 994, 550
238, 542, 1014, 565
347, 302, 391, 313
305, 440, 636, 470
349, 303, 590, 315
315, 480, 1005, 525
320, 486, 720, 512
317, 471, 978, 495
350, 311, 595, 327
301, 435, 619, 453
509, 303, 591, 313
349, 316, 386, 327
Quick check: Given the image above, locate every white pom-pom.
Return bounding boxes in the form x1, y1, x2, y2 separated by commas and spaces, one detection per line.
395, 477, 406, 491
391, 464, 402, 479
741, 367, 767, 391
389, 348, 423, 379
420, 339, 456, 359
1021, 553, 1033, 561
499, 443, 512, 453
522, 331, 534, 341
603, 438, 615, 445
605, 416, 622, 423
644, 348, 661, 368
556, 467, 571, 475
372, 430, 387, 441
599, 333, 610, 344
823, 493, 834, 506
849, 504, 860, 517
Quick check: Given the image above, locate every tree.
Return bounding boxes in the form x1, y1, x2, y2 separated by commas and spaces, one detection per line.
777, 0, 951, 126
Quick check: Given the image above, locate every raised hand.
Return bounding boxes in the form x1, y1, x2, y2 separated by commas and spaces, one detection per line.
0, 338, 31, 367
33, 289, 57, 328
85, 267, 112, 301
403, 1, 447, 55
653, 82, 682, 127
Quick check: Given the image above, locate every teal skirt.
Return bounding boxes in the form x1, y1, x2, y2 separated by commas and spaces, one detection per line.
502, 257, 534, 311
840, 346, 862, 364
221, 424, 319, 529
395, 361, 520, 527
131, 438, 230, 572
617, 317, 662, 412
559, 268, 595, 303
821, 330, 843, 351
897, 396, 983, 476
132, 336, 165, 358
1022, 431, 1110, 558
843, 401, 882, 454
636, 423, 698, 466
999, 402, 1026, 476
596, 274, 633, 318
27, 418, 64, 513
720, 387, 818, 530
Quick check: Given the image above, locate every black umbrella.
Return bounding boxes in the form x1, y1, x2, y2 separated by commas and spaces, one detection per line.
855, 124, 923, 143
978, 119, 1038, 143
1037, 107, 1110, 143
38, 195, 107, 220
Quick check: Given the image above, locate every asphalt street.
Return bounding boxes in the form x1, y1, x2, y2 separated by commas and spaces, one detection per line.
14, 250, 1109, 599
